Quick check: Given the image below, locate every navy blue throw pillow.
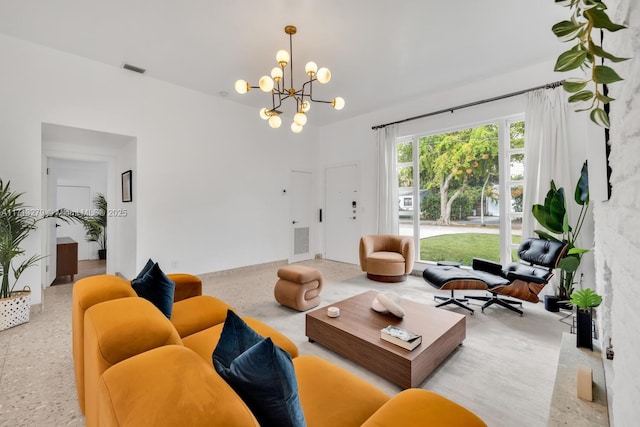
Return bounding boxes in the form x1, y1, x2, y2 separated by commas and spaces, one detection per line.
134, 258, 155, 281
131, 262, 175, 319
213, 310, 306, 427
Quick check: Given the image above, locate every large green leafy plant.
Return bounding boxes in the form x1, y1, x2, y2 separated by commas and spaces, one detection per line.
532, 161, 590, 300
552, 0, 628, 127
0, 179, 84, 299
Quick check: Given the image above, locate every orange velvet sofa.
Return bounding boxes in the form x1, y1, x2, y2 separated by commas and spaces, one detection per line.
73, 274, 486, 427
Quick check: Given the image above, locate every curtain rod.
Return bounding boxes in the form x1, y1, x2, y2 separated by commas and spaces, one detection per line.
371, 80, 563, 130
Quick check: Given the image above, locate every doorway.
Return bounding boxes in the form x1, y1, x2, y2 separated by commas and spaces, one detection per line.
324, 163, 360, 264
42, 123, 137, 287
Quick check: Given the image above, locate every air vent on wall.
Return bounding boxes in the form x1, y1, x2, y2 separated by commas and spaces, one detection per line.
123, 63, 146, 74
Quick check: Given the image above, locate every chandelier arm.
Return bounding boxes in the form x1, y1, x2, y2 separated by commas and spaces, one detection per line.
303, 80, 333, 104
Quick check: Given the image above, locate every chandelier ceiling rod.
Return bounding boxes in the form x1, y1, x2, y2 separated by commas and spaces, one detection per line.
234, 25, 345, 133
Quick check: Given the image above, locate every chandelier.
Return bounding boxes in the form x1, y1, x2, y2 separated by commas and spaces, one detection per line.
234, 25, 345, 133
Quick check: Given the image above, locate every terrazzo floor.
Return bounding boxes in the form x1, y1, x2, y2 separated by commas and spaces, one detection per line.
0, 259, 361, 426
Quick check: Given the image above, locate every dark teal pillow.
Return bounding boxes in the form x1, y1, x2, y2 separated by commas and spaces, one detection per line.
131, 262, 175, 319
134, 258, 155, 281
213, 310, 306, 427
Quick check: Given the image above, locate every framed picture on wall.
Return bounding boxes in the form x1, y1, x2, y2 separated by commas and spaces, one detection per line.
121, 170, 132, 202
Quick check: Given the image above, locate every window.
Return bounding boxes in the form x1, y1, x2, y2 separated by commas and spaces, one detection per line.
396, 116, 525, 266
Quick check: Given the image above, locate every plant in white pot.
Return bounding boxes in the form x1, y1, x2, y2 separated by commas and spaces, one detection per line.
0, 179, 85, 330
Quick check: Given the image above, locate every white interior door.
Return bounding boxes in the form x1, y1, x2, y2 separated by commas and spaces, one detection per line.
325, 164, 360, 264
290, 170, 313, 262
56, 185, 91, 260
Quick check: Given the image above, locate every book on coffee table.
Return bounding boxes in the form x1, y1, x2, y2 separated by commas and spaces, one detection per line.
380, 325, 422, 351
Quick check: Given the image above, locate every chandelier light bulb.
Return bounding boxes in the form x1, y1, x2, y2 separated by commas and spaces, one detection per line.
259, 108, 270, 120
301, 101, 311, 113
259, 76, 274, 92
294, 112, 307, 126
316, 67, 331, 84
268, 115, 282, 128
276, 50, 290, 66
291, 122, 303, 133
305, 61, 318, 76
234, 79, 249, 94
332, 97, 345, 110
271, 67, 283, 82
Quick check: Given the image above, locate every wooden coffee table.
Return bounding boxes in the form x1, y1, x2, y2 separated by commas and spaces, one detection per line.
305, 290, 465, 389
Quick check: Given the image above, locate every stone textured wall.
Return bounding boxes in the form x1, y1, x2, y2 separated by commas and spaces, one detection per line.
593, 0, 640, 424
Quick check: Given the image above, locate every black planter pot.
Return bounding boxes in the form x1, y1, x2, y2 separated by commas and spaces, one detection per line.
98, 249, 106, 260
544, 295, 560, 312
576, 309, 593, 350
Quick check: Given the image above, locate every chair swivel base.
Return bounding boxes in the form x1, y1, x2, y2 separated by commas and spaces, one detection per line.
466, 294, 524, 316
434, 290, 474, 314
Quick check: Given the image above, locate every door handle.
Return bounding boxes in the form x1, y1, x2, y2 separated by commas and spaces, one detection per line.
292, 220, 298, 224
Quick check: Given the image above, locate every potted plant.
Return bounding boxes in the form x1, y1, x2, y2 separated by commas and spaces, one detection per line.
570, 288, 602, 350
552, 0, 629, 127
84, 193, 107, 260
1, 179, 84, 330
532, 161, 590, 311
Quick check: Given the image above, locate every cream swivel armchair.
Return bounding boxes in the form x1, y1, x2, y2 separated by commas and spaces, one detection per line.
359, 235, 415, 282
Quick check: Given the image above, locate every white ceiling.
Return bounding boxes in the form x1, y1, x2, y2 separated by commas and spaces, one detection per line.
0, 0, 567, 126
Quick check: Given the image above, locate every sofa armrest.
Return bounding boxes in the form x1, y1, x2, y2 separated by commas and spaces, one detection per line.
361, 389, 487, 427
360, 236, 375, 270
399, 236, 415, 274
167, 273, 202, 302
171, 295, 234, 338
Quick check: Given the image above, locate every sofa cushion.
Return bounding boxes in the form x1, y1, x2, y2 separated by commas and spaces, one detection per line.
213, 310, 306, 427
131, 262, 175, 319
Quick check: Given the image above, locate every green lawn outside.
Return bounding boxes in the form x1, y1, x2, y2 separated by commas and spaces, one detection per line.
420, 233, 522, 266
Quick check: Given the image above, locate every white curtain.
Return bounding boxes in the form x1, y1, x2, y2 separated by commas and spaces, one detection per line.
376, 124, 398, 234
522, 88, 571, 240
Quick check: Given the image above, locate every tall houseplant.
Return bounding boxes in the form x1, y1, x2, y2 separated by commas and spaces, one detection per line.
532, 161, 590, 302
1, 179, 84, 328
84, 193, 107, 260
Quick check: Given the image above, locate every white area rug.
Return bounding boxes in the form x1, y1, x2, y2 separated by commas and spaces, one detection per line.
205, 269, 568, 427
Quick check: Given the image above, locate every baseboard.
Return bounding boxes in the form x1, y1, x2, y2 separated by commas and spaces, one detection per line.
198, 259, 288, 281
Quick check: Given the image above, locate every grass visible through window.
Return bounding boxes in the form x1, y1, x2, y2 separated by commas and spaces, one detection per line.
420, 233, 521, 266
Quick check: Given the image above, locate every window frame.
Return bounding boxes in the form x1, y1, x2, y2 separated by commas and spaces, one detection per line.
395, 113, 525, 266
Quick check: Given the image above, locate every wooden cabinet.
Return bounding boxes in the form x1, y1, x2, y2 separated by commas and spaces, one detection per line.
56, 237, 78, 281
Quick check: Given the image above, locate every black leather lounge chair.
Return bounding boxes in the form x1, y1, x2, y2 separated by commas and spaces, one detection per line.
422, 238, 567, 316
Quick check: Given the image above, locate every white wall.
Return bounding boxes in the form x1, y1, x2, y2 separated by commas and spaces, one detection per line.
0, 33, 319, 305
595, 1, 640, 425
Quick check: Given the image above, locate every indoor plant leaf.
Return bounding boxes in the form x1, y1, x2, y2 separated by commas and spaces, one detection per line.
558, 255, 581, 273
590, 43, 630, 63
590, 108, 610, 128
575, 160, 590, 205
554, 49, 589, 72
584, 8, 627, 32
568, 90, 594, 103
562, 80, 588, 93
570, 288, 602, 310
594, 65, 624, 84
552, 20, 583, 41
